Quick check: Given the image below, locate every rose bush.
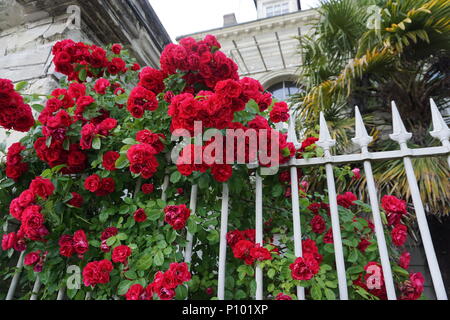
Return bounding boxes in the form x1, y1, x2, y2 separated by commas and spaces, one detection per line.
0, 36, 424, 300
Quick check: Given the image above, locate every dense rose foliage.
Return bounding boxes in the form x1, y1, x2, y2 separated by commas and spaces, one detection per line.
0, 36, 424, 301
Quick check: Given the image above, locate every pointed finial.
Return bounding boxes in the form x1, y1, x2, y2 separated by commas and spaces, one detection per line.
389, 101, 412, 144
287, 110, 300, 148
352, 106, 373, 149
430, 98, 450, 143
316, 112, 336, 151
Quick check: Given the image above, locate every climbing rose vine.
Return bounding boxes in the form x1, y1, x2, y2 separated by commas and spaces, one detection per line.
0, 35, 424, 300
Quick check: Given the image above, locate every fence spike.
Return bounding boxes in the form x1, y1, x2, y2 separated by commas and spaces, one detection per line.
317, 112, 336, 150
389, 101, 412, 144
352, 106, 373, 149
287, 110, 300, 148
430, 98, 450, 143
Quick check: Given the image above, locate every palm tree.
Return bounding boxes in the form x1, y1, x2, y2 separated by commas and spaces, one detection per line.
294, 0, 450, 215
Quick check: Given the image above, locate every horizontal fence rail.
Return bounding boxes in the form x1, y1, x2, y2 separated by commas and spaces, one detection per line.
3, 99, 449, 300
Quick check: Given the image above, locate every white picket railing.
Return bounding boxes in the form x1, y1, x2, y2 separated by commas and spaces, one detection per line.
4, 99, 449, 300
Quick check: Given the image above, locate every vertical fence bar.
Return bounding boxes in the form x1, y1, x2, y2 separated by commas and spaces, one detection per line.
217, 183, 230, 300
85, 291, 92, 300
30, 277, 41, 300
57, 287, 65, 300
353, 106, 396, 300
184, 184, 198, 264
317, 113, 348, 300
390, 102, 447, 300
161, 174, 170, 202
6, 251, 25, 300
255, 172, 263, 300
289, 165, 306, 300
287, 109, 306, 300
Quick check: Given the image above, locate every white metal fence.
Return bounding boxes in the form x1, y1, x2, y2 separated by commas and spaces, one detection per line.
4, 99, 449, 300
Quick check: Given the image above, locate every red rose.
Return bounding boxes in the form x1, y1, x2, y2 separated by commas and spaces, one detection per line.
399, 251, 411, 269
24, 251, 41, 266
357, 239, 371, 253
30, 176, 55, 199
249, 245, 272, 262
337, 192, 357, 208
2, 232, 17, 251
168, 262, 191, 284
211, 164, 233, 182
68, 82, 86, 99
133, 208, 147, 223
138, 67, 166, 93
112, 245, 132, 264
101, 227, 118, 241
270, 101, 290, 123
75, 96, 95, 115
310, 214, 326, 234
381, 195, 407, 226
102, 151, 120, 171
164, 204, 191, 230
107, 57, 126, 75
95, 177, 115, 196
94, 78, 110, 95
82, 259, 113, 287
141, 183, 155, 195
73, 230, 89, 255
59, 234, 74, 257
232, 240, 254, 265
111, 44, 122, 55
131, 63, 141, 71
323, 228, 333, 244
289, 254, 320, 281
125, 284, 144, 300
84, 174, 101, 192
226, 230, 244, 247
400, 272, 424, 300
18, 189, 35, 207
68, 192, 83, 208
275, 293, 292, 300
391, 224, 407, 246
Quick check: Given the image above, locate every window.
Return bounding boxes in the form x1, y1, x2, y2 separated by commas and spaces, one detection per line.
267, 81, 299, 101
265, 2, 290, 18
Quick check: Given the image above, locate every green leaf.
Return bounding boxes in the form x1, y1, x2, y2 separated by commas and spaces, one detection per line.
206, 230, 219, 244
147, 209, 161, 221
99, 211, 109, 223
92, 136, 101, 150
324, 288, 336, 300
15, 81, 28, 91
347, 249, 358, 263
116, 233, 128, 241
115, 93, 128, 105
187, 219, 198, 234
79, 69, 87, 82
32, 104, 45, 113
124, 270, 137, 280
122, 138, 135, 145
311, 285, 322, 300
118, 280, 131, 295
136, 254, 153, 271
170, 171, 182, 184
154, 251, 164, 266
268, 268, 276, 279
175, 285, 188, 300
115, 155, 129, 169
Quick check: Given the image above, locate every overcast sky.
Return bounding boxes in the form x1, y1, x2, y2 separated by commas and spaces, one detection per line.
149, 0, 320, 41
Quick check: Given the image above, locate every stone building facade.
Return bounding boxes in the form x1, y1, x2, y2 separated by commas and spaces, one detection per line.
178, 0, 317, 100
0, 0, 171, 149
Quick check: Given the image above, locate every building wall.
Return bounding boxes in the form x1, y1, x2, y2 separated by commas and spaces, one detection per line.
178, 8, 318, 90
0, 0, 171, 151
